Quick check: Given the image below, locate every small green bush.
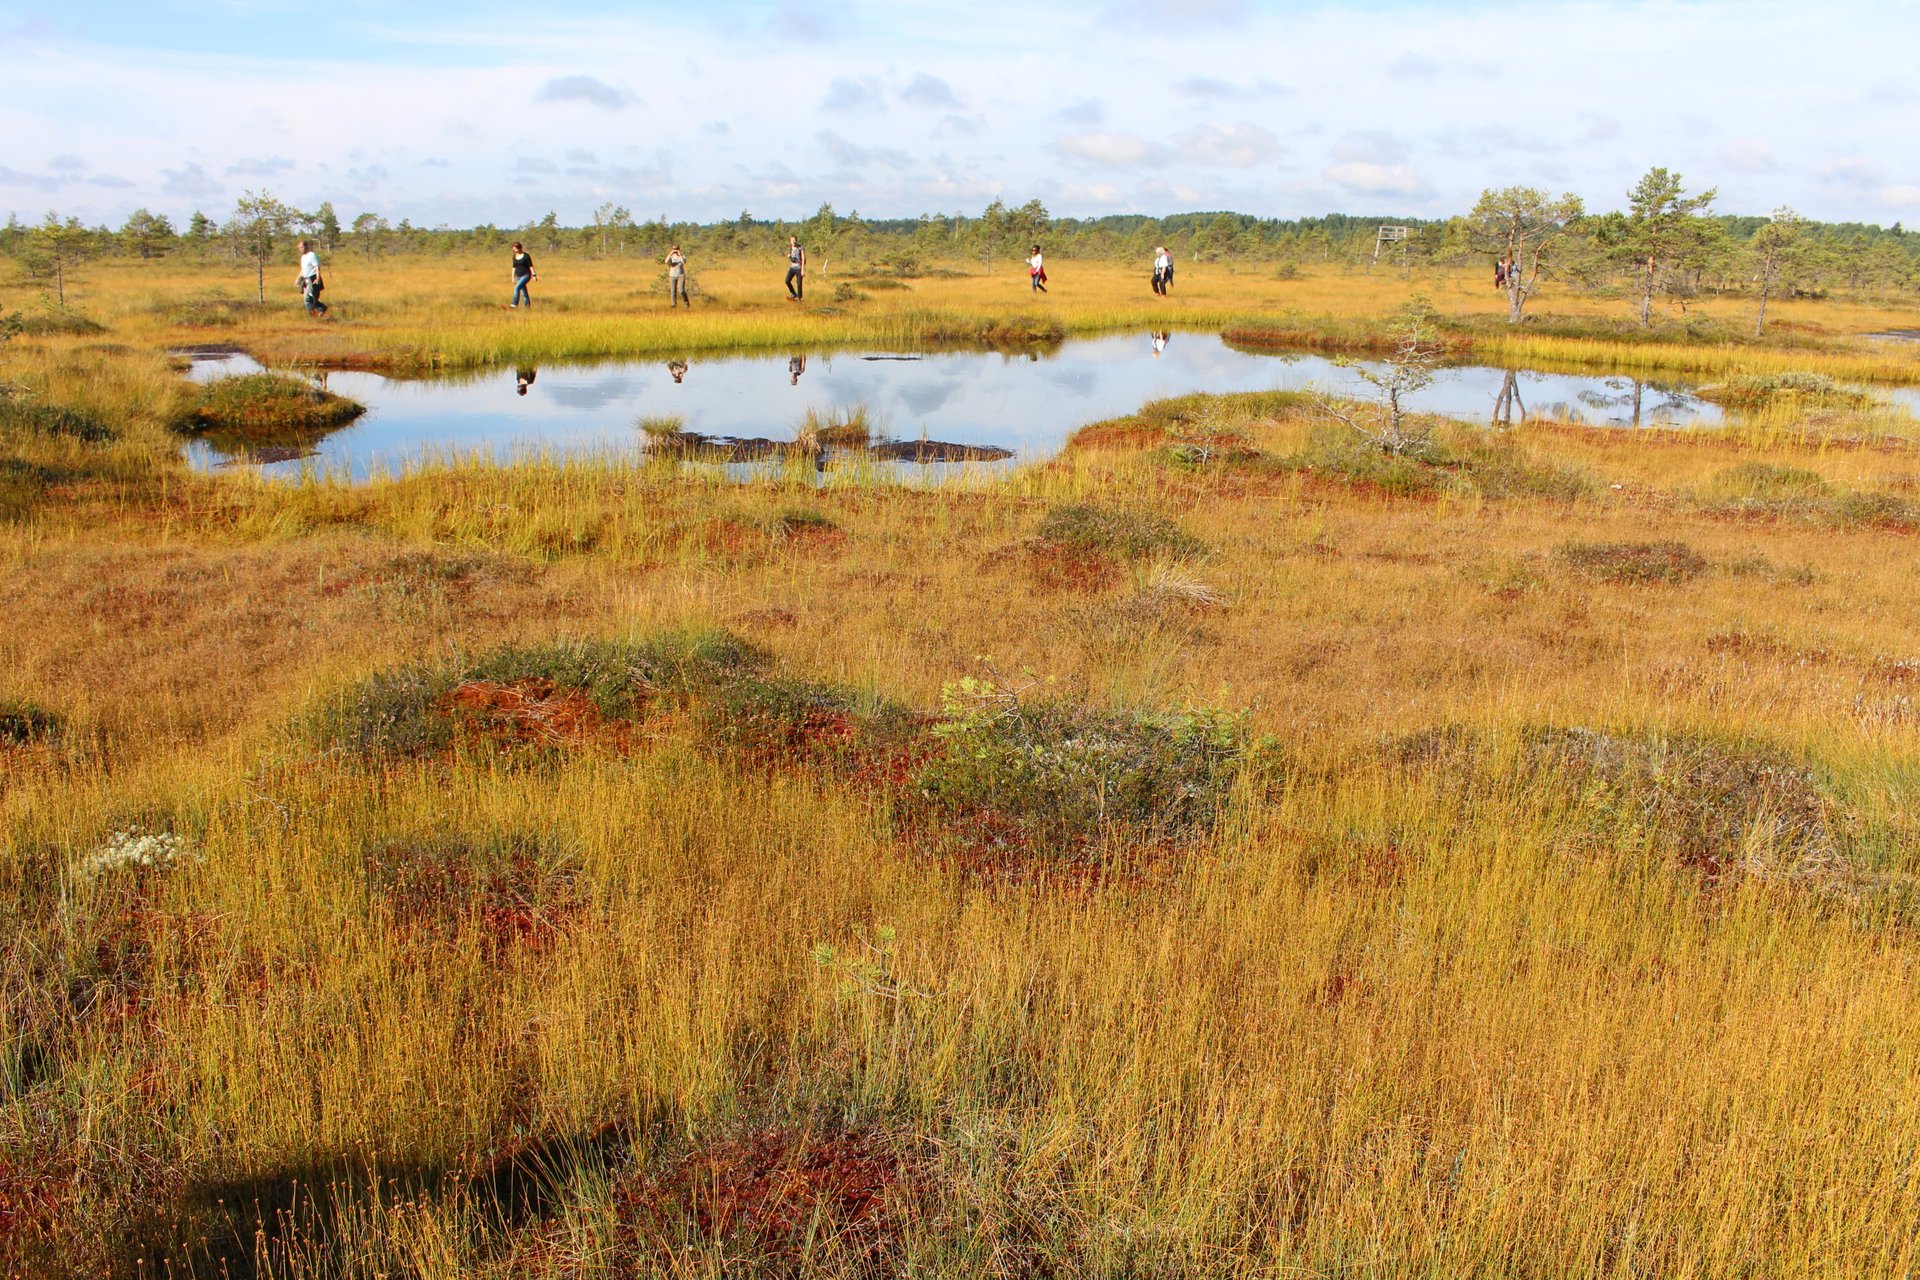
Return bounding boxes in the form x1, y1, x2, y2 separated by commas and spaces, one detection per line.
913, 676, 1246, 855
17, 311, 106, 337
1556, 539, 1707, 585
1036, 503, 1206, 561
0, 398, 115, 443
0, 697, 61, 745
1283, 425, 1451, 497
311, 629, 769, 760
1829, 490, 1920, 528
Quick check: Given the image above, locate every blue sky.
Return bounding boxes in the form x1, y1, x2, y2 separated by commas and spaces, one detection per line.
4, 0, 1917, 229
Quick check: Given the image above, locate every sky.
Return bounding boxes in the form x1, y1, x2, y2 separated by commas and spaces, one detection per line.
3, 0, 1917, 230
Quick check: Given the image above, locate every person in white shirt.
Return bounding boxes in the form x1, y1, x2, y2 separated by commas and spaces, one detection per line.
1152, 246, 1171, 296
1028, 245, 1047, 293
296, 240, 328, 317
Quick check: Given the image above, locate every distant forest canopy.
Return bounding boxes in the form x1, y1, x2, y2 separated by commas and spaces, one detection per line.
7, 183, 1920, 297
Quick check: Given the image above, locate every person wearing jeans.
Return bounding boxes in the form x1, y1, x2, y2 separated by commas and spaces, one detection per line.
509, 242, 535, 308
296, 239, 328, 317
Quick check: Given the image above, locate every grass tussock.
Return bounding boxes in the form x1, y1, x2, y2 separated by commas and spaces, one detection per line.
1556, 538, 1709, 584
0, 396, 116, 444
181, 372, 366, 442
0, 696, 62, 745
1035, 502, 1206, 561
1696, 370, 1877, 410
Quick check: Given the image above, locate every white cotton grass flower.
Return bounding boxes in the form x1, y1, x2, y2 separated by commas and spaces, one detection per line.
78, 826, 199, 880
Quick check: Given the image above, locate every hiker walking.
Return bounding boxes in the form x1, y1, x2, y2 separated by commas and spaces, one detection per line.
1028, 244, 1047, 293
509, 241, 536, 308
1494, 256, 1510, 290
1152, 245, 1171, 295
665, 244, 689, 308
296, 239, 329, 317
785, 236, 805, 300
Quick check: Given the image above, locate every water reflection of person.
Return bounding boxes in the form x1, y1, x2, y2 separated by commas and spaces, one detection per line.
788, 354, 806, 386
667, 359, 688, 384
515, 367, 537, 396
1151, 330, 1169, 358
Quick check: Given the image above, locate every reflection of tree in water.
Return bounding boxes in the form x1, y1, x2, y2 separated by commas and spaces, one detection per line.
1492, 369, 1526, 427
1573, 376, 1704, 428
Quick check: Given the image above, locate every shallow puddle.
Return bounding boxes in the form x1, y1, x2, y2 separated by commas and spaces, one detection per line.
180, 334, 1909, 481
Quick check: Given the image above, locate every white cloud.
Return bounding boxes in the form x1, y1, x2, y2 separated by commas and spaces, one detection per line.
1323, 161, 1432, 199
1050, 131, 1171, 168
821, 76, 883, 112
1819, 157, 1883, 189
159, 162, 223, 198
1722, 139, 1777, 174
1174, 122, 1282, 168
0, 167, 63, 193
901, 73, 961, 109
226, 156, 295, 178
535, 76, 635, 110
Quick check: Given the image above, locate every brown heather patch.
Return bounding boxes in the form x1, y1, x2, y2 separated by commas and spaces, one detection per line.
612, 1124, 926, 1271
1019, 537, 1122, 593
442, 678, 634, 752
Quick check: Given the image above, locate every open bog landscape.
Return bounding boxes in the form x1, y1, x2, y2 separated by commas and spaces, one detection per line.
6, 4, 1920, 1277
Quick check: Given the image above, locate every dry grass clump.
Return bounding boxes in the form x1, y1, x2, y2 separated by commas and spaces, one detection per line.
1556, 538, 1708, 584
1034, 502, 1205, 561
795, 403, 876, 450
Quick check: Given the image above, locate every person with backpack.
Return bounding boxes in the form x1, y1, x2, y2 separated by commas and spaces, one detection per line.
1152, 245, 1171, 295
509, 242, 536, 308
1028, 244, 1047, 293
296, 239, 329, 317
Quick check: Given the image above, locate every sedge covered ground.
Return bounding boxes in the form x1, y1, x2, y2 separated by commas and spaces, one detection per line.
3, 265, 1920, 1276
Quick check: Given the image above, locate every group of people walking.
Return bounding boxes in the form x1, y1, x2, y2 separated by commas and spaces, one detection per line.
292, 233, 1193, 318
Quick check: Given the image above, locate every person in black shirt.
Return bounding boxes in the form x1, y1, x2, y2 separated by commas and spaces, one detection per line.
509, 242, 536, 308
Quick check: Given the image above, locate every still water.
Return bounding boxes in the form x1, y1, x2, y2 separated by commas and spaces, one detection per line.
183, 333, 1787, 481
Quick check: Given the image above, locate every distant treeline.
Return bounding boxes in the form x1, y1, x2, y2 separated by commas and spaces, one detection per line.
7, 191, 1920, 299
